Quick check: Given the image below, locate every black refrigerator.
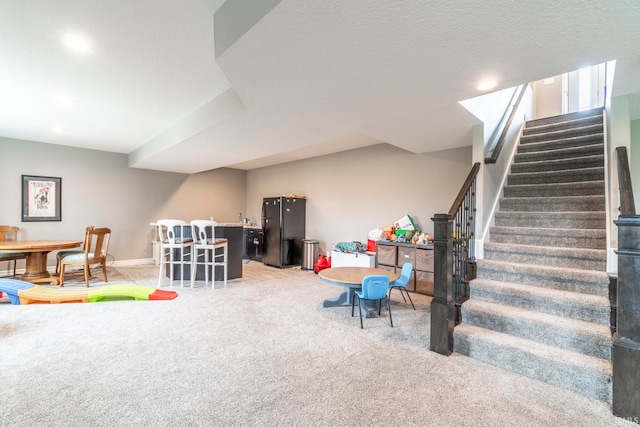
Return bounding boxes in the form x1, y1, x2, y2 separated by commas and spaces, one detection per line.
261, 196, 306, 268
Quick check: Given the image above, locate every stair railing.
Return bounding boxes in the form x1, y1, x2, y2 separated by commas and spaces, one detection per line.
430, 162, 480, 355
612, 146, 640, 419
485, 83, 529, 164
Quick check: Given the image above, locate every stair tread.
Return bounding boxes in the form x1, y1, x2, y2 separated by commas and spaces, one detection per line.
516, 133, 604, 154
490, 226, 606, 237
455, 323, 611, 371
504, 180, 604, 190
509, 166, 603, 176
495, 211, 605, 217
515, 143, 603, 159
525, 108, 602, 128
470, 277, 610, 307
462, 299, 611, 338
483, 241, 607, 258
500, 194, 604, 202
522, 124, 603, 138
478, 258, 609, 279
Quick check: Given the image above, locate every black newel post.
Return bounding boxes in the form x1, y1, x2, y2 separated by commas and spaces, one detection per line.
613, 216, 640, 419
430, 214, 455, 355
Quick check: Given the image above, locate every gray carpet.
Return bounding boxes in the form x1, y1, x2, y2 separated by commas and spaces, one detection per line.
457, 108, 614, 403
0, 261, 631, 426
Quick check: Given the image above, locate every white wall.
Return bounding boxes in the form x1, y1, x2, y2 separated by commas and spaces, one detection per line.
246, 143, 472, 255
533, 75, 563, 119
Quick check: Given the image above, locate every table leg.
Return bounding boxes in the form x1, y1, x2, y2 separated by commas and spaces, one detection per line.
323, 291, 349, 307
20, 252, 56, 284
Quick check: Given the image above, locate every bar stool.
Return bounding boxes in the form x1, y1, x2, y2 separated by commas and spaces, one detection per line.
190, 220, 228, 288
156, 219, 193, 287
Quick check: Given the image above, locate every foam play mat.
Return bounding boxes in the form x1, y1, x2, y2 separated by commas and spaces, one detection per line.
0, 278, 178, 305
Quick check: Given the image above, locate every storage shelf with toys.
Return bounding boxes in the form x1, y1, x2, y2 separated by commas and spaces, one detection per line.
375, 240, 435, 296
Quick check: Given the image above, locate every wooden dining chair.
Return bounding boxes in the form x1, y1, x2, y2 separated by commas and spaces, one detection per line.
58, 227, 111, 287
0, 225, 27, 277
56, 225, 94, 275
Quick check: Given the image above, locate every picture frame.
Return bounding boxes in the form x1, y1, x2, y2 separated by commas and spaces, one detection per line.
21, 175, 62, 222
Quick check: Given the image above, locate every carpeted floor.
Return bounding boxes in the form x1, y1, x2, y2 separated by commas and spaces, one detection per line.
0, 262, 633, 426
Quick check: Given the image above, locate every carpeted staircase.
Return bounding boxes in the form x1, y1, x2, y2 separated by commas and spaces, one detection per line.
454, 108, 613, 403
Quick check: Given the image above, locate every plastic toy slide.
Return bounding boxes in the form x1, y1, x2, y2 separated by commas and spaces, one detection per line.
0, 278, 177, 305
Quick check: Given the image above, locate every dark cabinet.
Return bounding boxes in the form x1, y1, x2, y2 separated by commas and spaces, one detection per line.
215, 225, 243, 280
243, 227, 263, 262
375, 241, 434, 296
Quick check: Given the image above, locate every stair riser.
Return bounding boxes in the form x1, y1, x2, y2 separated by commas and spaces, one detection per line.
476, 266, 608, 296
507, 168, 604, 185
460, 306, 611, 359
453, 332, 612, 402
494, 213, 605, 229
510, 156, 603, 174
489, 233, 606, 249
500, 198, 605, 212
514, 145, 603, 163
483, 248, 606, 271
521, 125, 603, 143
503, 183, 604, 198
517, 135, 603, 153
469, 283, 609, 325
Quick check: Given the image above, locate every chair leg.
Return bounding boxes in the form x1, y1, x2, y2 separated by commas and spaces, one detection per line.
191, 250, 197, 289
179, 247, 185, 288
387, 296, 393, 327
157, 249, 166, 287
59, 264, 66, 287
102, 262, 108, 283
351, 295, 356, 317
403, 287, 416, 310
204, 249, 209, 285
357, 296, 364, 329
84, 264, 90, 287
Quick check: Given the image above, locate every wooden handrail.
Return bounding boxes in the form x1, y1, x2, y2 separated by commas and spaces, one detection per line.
448, 162, 481, 216
616, 146, 636, 215
485, 83, 529, 164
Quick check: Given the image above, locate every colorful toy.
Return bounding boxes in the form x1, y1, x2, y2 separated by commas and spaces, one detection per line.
0, 278, 177, 305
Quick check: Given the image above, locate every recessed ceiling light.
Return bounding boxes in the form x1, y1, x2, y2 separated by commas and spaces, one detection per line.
51, 126, 65, 133
478, 80, 497, 91
62, 32, 92, 53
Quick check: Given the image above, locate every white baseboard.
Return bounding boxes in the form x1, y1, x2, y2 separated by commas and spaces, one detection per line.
2, 258, 156, 277
474, 238, 484, 260
111, 258, 155, 267
607, 248, 618, 275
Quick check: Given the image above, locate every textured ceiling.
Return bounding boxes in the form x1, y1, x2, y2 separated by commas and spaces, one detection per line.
2, 0, 640, 173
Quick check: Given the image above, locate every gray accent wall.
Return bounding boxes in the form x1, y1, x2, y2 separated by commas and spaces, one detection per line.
0, 137, 247, 266
1, 137, 470, 267
246, 143, 472, 256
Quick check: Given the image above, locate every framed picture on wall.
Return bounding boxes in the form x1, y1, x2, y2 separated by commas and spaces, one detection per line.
21, 175, 62, 222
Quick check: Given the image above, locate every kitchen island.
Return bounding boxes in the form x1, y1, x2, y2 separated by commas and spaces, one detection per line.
162, 223, 244, 282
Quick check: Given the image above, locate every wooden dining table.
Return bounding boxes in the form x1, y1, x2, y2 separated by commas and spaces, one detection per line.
0, 240, 82, 285
318, 266, 399, 307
